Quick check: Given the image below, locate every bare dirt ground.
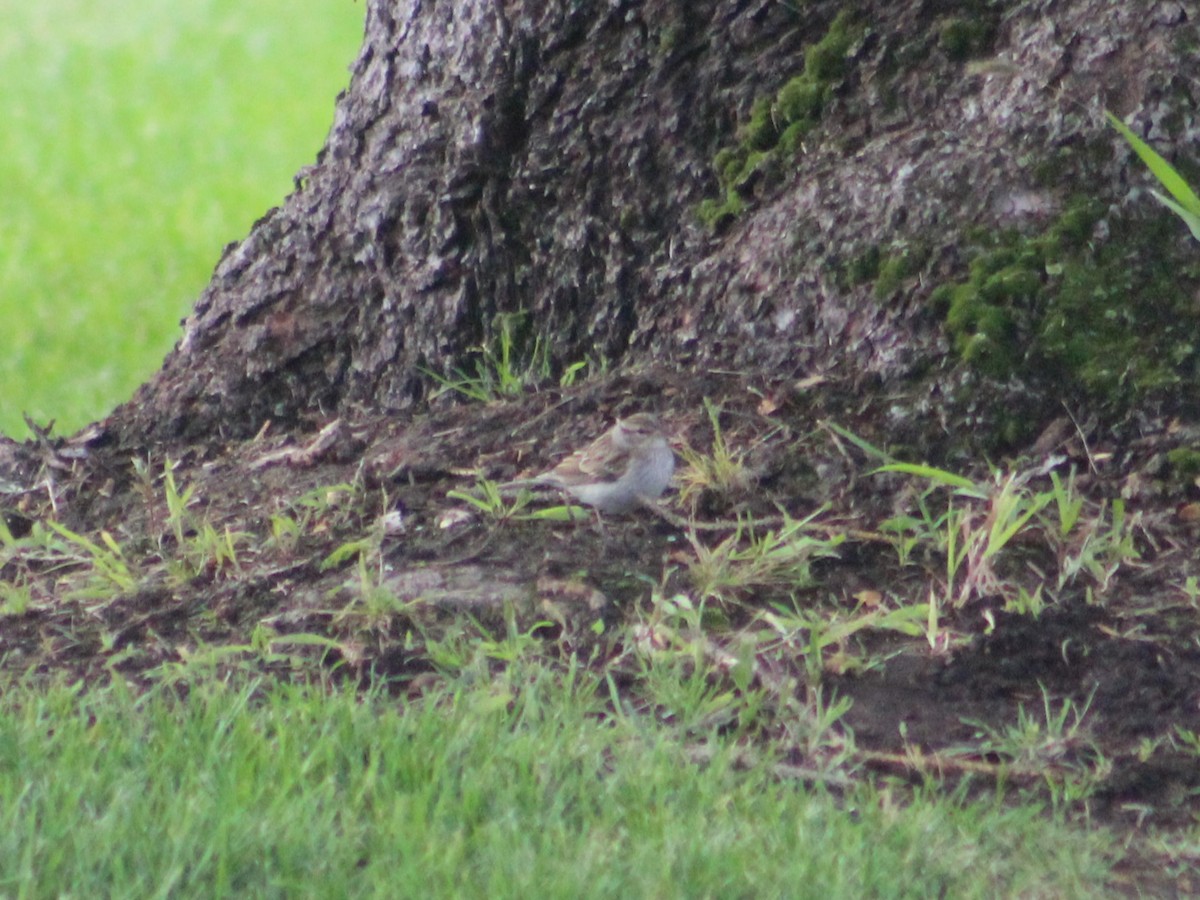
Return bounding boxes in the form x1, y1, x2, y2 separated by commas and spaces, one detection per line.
3, 365, 1200, 892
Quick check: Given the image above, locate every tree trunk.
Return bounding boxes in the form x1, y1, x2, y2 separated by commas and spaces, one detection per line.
108, 0, 1198, 449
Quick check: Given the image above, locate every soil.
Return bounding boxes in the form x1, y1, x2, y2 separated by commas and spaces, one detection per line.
3, 364, 1200, 892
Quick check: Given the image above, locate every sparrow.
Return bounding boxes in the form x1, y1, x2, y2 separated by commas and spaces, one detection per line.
506, 413, 675, 513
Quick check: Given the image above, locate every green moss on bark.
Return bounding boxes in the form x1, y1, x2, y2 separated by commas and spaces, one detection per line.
938, 17, 996, 62
697, 10, 863, 230
929, 198, 1200, 409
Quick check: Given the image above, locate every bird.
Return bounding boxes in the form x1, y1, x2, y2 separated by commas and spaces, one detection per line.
505, 413, 675, 513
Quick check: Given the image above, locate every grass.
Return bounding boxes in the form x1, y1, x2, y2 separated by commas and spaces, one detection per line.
0, 432, 1146, 894
423, 311, 594, 403
0, 0, 363, 438
676, 399, 756, 506
1107, 110, 1200, 242
685, 511, 842, 605
873, 456, 1141, 611
0, 672, 1117, 897
0, 439, 1134, 894
0, 409, 1156, 894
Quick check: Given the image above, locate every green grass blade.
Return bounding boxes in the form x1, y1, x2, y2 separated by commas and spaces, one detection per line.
1106, 111, 1200, 224
1149, 190, 1200, 241
823, 421, 893, 463
873, 462, 979, 492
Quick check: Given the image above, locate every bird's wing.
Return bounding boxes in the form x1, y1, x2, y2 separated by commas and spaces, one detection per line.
540, 434, 629, 485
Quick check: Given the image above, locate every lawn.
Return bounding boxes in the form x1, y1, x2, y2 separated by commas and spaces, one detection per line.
0, 0, 363, 438
0, 672, 1115, 897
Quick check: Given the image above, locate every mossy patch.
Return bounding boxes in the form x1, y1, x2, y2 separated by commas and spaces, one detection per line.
844, 244, 882, 286
873, 241, 930, 301
938, 16, 996, 63
1167, 447, 1200, 484
832, 240, 930, 300
928, 198, 1200, 408
698, 10, 864, 230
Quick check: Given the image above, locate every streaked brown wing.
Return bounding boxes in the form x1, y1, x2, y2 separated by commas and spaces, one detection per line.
542, 432, 627, 485
575, 439, 631, 481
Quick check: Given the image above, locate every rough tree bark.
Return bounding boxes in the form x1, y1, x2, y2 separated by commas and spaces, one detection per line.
106, 0, 1198, 449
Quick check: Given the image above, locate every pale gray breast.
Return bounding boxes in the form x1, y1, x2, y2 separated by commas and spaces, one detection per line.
556, 436, 675, 513
622, 438, 674, 500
